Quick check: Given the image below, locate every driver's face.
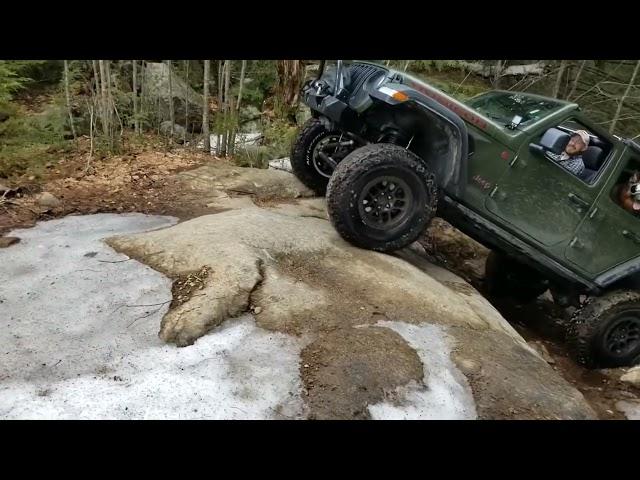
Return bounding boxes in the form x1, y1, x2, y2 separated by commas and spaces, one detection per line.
565, 135, 587, 156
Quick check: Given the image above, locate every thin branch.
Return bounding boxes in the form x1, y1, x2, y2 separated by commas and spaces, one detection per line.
125, 301, 172, 308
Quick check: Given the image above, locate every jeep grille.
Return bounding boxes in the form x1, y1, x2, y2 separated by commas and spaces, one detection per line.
348, 63, 386, 95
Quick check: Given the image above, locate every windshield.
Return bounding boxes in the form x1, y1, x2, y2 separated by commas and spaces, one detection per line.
466, 91, 565, 128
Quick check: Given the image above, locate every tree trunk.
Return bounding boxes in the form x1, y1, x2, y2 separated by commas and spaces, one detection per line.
167, 60, 174, 136
202, 60, 211, 153
236, 60, 246, 113
567, 60, 586, 101
276, 60, 304, 123
552, 60, 568, 99
610, 59, 640, 134
184, 60, 189, 144
63, 60, 76, 139
91, 60, 100, 98
229, 60, 247, 158
492, 60, 504, 89
132, 60, 140, 134
98, 60, 110, 138
216, 60, 224, 156
221, 60, 231, 157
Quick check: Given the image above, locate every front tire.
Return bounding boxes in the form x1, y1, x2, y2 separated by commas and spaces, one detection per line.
290, 118, 340, 196
566, 290, 640, 368
326, 143, 438, 252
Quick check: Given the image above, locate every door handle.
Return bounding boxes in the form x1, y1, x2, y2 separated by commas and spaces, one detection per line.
568, 193, 590, 210
622, 230, 640, 245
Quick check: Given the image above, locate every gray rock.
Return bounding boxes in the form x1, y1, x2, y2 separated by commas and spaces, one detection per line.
240, 105, 261, 119
144, 63, 203, 133
107, 178, 596, 419
529, 341, 556, 364
0, 236, 20, 248
159, 121, 186, 139
37, 192, 61, 208
240, 121, 261, 134
620, 366, 640, 387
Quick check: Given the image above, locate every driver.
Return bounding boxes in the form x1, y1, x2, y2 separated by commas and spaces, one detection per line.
546, 130, 590, 176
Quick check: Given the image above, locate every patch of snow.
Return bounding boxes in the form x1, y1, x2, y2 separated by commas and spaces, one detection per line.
197, 132, 263, 154
616, 400, 640, 420
0, 214, 304, 419
269, 157, 292, 173
367, 321, 477, 420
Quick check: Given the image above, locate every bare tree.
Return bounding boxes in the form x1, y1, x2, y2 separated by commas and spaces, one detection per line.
85, 98, 95, 173
275, 60, 304, 123
63, 60, 76, 139
492, 60, 505, 89
216, 60, 224, 156
167, 60, 174, 136
552, 60, 568, 99
236, 60, 247, 113
184, 60, 189, 144
567, 60, 586, 100
220, 60, 231, 156
132, 60, 140, 134
228, 60, 247, 157
202, 60, 211, 153
610, 59, 640, 134
91, 60, 100, 98
98, 60, 110, 138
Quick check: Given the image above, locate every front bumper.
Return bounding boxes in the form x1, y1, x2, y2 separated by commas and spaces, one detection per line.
302, 81, 351, 124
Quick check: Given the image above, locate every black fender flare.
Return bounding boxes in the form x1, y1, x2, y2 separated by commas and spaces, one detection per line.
368, 83, 469, 198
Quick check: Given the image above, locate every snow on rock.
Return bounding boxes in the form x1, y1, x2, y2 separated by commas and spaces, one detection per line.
616, 400, 640, 420
0, 214, 304, 419
268, 157, 292, 173
367, 321, 477, 420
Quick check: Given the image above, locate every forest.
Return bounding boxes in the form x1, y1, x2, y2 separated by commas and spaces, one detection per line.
1, 59, 640, 182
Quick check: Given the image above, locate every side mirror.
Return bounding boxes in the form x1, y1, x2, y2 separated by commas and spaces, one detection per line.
537, 127, 570, 154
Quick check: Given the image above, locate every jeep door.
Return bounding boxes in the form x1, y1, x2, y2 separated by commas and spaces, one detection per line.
565, 150, 640, 276
484, 120, 599, 248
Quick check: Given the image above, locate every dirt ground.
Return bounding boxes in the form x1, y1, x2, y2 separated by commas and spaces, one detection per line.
0, 139, 226, 236
2, 145, 638, 418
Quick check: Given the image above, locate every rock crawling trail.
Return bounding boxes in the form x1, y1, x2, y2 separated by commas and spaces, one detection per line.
0, 150, 631, 419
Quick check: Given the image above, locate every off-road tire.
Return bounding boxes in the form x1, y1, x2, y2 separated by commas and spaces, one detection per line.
566, 290, 640, 368
484, 251, 548, 303
290, 118, 339, 196
326, 143, 438, 252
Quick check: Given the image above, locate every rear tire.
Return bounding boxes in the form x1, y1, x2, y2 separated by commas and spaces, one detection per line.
326, 143, 438, 252
566, 290, 640, 368
290, 118, 340, 196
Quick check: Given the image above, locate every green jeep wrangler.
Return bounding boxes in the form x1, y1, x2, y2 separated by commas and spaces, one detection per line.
290, 60, 640, 369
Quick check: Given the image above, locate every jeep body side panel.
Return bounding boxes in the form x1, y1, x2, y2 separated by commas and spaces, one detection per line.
440, 196, 601, 292
484, 119, 600, 249
566, 144, 640, 287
